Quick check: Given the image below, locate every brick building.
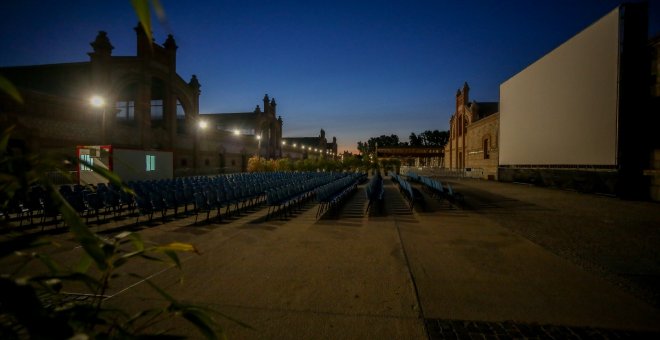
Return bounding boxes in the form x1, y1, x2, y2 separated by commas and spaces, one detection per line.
0, 27, 284, 176
444, 82, 499, 179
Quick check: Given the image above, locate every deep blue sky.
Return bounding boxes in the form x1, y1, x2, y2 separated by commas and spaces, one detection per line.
1, 1, 658, 153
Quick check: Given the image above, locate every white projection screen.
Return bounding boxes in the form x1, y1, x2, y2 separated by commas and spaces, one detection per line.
499, 7, 620, 166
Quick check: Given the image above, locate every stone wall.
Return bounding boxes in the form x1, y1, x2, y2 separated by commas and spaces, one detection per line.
498, 167, 618, 195
465, 113, 499, 179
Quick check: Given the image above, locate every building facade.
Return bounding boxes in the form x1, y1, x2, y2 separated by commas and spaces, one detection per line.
0, 27, 287, 177
204, 94, 283, 160
282, 129, 338, 160
444, 82, 499, 179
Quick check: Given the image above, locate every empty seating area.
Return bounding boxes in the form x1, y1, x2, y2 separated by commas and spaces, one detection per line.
389, 171, 422, 210
1, 171, 373, 232
365, 172, 384, 213
314, 172, 364, 218
407, 171, 464, 203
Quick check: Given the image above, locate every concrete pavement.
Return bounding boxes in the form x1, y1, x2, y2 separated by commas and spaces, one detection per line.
5, 175, 660, 338
100, 176, 660, 338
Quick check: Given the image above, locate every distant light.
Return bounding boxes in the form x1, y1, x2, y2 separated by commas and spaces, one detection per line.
90, 95, 105, 108
282, 141, 286, 145
256, 135, 262, 140
233, 129, 240, 135
293, 143, 297, 147
198, 120, 208, 129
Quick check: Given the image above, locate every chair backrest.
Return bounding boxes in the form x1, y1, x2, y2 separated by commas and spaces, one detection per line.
193, 192, 208, 208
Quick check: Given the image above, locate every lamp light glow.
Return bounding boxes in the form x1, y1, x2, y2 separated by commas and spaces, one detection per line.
90, 95, 105, 108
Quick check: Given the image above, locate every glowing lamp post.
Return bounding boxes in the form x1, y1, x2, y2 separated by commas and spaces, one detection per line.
90, 95, 107, 144
256, 134, 262, 159
192, 119, 208, 173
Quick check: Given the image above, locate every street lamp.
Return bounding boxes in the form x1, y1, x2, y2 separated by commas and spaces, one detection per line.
233, 129, 240, 136
90, 95, 107, 144
256, 134, 262, 159
193, 118, 209, 173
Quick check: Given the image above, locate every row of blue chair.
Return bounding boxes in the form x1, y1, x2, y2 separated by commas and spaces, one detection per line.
389, 172, 422, 211
60, 183, 135, 225
406, 172, 464, 203
3, 171, 376, 230
265, 172, 349, 220
315, 173, 363, 218
1, 182, 135, 230
365, 173, 384, 213
129, 172, 314, 224
6, 186, 59, 228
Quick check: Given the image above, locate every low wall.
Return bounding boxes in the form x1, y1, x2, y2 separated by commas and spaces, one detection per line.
498, 167, 618, 195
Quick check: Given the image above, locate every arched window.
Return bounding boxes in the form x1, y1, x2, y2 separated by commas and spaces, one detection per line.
176, 98, 189, 134
176, 99, 186, 119
115, 83, 137, 124
150, 78, 165, 127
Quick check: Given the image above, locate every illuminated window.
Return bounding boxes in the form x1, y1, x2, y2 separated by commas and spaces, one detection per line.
80, 154, 93, 171
146, 155, 156, 171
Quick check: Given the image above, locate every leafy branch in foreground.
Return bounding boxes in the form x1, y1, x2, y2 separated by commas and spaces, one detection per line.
0, 126, 238, 339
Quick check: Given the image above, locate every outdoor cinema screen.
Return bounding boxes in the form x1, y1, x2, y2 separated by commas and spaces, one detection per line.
499, 7, 620, 166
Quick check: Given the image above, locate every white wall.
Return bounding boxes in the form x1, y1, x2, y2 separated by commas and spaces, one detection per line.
112, 149, 173, 181
499, 7, 620, 166
78, 146, 110, 185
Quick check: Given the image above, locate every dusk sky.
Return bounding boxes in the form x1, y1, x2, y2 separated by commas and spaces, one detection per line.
1, 0, 658, 153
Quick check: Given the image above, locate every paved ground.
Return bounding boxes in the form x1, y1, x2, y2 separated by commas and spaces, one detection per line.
3, 175, 660, 339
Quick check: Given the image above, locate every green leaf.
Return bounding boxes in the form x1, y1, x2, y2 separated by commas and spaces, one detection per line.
162, 250, 181, 269
68, 155, 135, 197
154, 242, 199, 254
181, 309, 219, 340
51, 187, 108, 271
142, 277, 176, 303
75, 253, 93, 273
129, 232, 145, 252
114, 249, 147, 268
152, 0, 166, 23
139, 253, 167, 263
35, 253, 61, 274
131, 0, 153, 43
0, 74, 23, 104
204, 308, 254, 330
0, 125, 15, 153
141, 279, 238, 338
